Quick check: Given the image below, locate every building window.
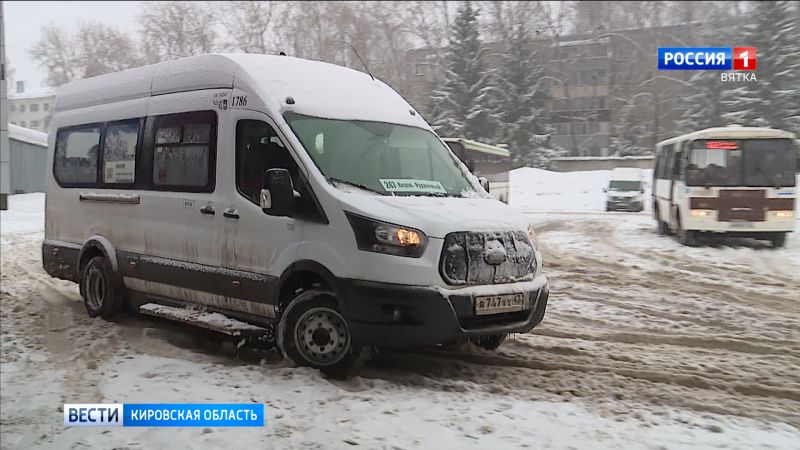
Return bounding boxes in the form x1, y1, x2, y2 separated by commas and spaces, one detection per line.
30, 120, 40, 129
103, 120, 140, 184
54, 125, 101, 184
152, 111, 216, 190
20, 121, 26, 127
30, 103, 39, 112
10, 104, 15, 112
11, 121, 16, 126
44, 103, 50, 111
19, 104, 26, 113
414, 63, 425, 76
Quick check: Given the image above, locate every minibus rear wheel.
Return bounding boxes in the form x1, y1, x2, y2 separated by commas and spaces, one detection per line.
80, 256, 124, 319
278, 290, 368, 378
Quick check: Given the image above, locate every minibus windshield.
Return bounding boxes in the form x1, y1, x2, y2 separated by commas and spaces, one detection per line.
687, 139, 796, 187
285, 113, 476, 197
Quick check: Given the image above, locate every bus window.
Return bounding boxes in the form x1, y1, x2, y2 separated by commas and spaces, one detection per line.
687, 140, 741, 186
742, 139, 796, 187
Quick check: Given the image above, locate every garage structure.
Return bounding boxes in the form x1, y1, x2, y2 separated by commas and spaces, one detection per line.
7, 124, 47, 194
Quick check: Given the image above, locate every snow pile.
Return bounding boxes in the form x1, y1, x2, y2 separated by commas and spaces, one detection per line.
0, 193, 45, 235
511, 168, 652, 213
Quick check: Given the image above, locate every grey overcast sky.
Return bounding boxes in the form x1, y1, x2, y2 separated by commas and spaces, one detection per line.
5, 1, 142, 92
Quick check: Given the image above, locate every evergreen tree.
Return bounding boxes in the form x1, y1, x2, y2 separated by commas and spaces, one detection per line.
492, 22, 549, 165
722, 1, 800, 131
675, 19, 735, 133
430, 1, 495, 141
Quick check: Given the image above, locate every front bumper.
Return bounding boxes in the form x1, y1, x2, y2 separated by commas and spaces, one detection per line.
338, 276, 549, 347
607, 199, 642, 211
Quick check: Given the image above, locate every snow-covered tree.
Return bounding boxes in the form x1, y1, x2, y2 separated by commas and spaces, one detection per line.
429, 1, 495, 141
139, 1, 218, 63
30, 23, 143, 87
675, 19, 736, 133
722, 1, 800, 132
491, 22, 548, 164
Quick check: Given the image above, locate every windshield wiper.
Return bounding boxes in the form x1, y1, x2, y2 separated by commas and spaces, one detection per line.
327, 177, 386, 195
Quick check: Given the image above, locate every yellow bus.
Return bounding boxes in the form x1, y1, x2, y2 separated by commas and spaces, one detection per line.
653, 126, 796, 247
443, 138, 511, 203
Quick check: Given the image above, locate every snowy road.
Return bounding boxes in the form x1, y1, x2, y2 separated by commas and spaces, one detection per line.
1, 194, 799, 449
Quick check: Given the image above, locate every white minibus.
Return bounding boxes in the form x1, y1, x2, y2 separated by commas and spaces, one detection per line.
42, 54, 549, 376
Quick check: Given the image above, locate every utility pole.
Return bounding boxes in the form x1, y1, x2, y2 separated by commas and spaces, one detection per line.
1, 1, 10, 210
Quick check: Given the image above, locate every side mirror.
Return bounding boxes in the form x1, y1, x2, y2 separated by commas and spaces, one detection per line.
260, 168, 294, 216
478, 176, 490, 192
640, 188, 645, 193
602, 187, 608, 193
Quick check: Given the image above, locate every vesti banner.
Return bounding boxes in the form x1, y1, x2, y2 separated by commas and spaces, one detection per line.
64, 404, 265, 427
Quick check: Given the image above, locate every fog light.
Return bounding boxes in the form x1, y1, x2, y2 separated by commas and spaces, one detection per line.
690, 209, 711, 217
774, 211, 794, 218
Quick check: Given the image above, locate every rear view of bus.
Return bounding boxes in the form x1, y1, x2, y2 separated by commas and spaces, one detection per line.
653, 126, 797, 247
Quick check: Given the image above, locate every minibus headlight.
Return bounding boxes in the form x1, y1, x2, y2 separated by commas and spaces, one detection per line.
527, 225, 540, 252
345, 212, 428, 258
774, 211, 794, 218
689, 209, 711, 217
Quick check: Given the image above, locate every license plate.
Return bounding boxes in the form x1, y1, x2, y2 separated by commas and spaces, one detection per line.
474, 293, 526, 316
730, 221, 754, 228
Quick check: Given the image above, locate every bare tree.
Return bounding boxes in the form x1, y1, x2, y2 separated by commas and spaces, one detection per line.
139, 1, 218, 63
221, 1, 283, 53
30, 23, 142, 87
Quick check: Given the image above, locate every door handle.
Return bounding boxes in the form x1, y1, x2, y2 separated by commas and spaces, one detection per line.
223, 208, 240, 219
200, 205, 215, 215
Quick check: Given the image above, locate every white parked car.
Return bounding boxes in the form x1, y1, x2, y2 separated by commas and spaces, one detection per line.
42, 54, 550, 377
604, 167, 646, 212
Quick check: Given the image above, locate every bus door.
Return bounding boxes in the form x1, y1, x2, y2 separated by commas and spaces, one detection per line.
669, 143, 684, 210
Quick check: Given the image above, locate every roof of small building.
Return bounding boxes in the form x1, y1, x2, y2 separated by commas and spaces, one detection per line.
9, 124, 48, 147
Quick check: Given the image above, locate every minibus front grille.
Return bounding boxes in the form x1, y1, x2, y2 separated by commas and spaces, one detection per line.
440, 231, 536, 285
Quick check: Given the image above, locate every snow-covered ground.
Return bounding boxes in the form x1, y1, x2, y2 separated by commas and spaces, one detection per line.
2, 174, 799, 449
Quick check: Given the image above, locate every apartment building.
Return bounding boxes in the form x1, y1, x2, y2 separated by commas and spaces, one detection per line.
9, 81, 55, 133
405, 23, 697, 157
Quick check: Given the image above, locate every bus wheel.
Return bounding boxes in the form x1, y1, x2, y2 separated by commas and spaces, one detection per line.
655, 206, 669, 235
278, 289, 369, 378
771, 233, 787, 248
676, 214, 698, 247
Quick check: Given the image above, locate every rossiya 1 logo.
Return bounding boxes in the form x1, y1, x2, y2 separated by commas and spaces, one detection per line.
657, 47, 757, 82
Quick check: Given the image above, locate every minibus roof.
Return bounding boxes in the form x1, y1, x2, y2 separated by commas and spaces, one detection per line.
54, 53, 430, 129
657, 126, 796, 147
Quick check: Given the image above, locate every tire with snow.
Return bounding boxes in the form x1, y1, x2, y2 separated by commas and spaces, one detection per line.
80, 256, 124, 319
471, 334, 507, 351
676, 214, 699, 247
771, 233, 787, 248
278, 289, 368, 378
655, 208, 669, 236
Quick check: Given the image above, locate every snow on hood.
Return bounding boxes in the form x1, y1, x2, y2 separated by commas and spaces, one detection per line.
338, 194, 529, 238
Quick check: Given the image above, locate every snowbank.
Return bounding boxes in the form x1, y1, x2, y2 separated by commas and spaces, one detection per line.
0, 193, 45, 235
510, 168, 652, 213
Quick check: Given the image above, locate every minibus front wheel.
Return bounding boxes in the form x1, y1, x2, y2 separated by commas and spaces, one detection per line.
278, 289, 369, 378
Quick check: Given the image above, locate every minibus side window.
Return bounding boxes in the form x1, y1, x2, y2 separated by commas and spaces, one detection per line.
54, 125, 102, 185
151, 111, 216, 191
235, 119, 298, 204
102, 120, 139, 184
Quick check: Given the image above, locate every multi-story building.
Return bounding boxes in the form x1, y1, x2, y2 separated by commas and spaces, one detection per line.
404, 23, 698, 157
9, 81, 56, 133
